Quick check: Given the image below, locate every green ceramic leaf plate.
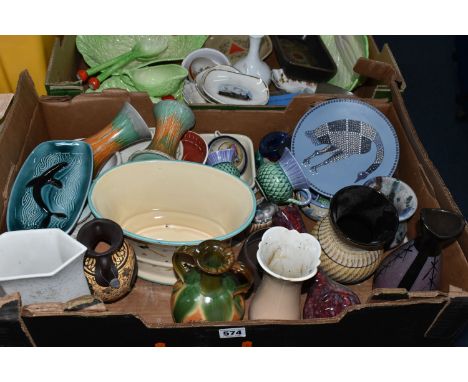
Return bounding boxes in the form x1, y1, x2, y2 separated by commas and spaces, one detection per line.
320, 35, 369, 91
76, 35, 208, 73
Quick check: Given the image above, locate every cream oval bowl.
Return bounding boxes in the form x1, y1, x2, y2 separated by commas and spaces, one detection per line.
88, 160, 256, 246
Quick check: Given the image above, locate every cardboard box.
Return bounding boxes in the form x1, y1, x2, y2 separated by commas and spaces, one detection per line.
45, 35, 406, 100
1, 61, 467, 346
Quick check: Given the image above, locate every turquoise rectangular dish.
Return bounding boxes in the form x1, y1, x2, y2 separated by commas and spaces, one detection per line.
7, 140, 93, 233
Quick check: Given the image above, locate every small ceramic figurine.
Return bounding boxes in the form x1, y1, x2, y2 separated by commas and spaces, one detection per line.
313, 185, 399, 284
206, 146, 240, 177
77, 218, 138, 303
256, 148, 312, 206
84, 102, 151, 174
234, 35, 271, 86
373, 208, 465, 291
171, 240, 253, 323
129, 100, 195, 161
248, 227, 321, 320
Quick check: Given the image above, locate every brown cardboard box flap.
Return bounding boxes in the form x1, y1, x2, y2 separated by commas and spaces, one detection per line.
0, 293, 35, 346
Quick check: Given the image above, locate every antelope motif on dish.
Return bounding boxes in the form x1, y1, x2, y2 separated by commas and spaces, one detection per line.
303, 119, 384, 182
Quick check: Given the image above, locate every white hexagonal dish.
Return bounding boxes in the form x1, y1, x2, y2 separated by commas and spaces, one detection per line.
0, 229, 90, 305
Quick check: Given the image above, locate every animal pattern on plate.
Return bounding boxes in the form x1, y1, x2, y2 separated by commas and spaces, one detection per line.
19, 153, 83, 229
303, 119, 384, 182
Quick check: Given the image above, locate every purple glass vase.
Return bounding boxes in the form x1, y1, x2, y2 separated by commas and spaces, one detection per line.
303, 270, 361, 319
373, 208, 465, 291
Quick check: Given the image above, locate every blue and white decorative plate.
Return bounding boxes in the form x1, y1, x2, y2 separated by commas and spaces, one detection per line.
291, 99, 399, 198
7, 141, 93, 233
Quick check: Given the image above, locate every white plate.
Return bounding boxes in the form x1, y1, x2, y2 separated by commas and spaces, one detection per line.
201, 69, 269, 105
181, 48, 231, 81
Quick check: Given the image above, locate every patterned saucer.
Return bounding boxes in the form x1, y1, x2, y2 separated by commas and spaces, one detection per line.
291, 98, 399, 198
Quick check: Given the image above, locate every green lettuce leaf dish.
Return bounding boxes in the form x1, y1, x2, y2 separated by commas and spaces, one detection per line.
76, 35, 208, 73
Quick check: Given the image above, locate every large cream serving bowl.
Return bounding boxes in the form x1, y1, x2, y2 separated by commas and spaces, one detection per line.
88, 160, 256, 284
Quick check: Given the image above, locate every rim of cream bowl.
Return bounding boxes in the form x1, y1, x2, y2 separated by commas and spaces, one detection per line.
88, 160, 256, 246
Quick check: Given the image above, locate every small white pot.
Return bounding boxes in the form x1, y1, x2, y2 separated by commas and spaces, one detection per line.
0, 229, 90, 305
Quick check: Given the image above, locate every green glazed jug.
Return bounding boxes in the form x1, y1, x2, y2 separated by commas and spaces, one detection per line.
256, 148, 312, 206
171, 240, 253, 323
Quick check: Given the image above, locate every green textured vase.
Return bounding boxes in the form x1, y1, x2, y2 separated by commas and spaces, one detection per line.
214, 162, 241, 177
171, 240, 253, 323
256, 162, 295, 204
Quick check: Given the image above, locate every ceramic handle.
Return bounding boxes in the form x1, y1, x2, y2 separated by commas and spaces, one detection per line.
95, 255, 120, 289
287, 188, 313, 206
231, 261, 254, 297
172, 246, 197, 282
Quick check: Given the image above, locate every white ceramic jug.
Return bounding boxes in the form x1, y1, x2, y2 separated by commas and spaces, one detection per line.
248, 227, 321, 320
234, 35, 271, 86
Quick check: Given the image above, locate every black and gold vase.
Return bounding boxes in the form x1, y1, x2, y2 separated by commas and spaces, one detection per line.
77, 218, 137, 303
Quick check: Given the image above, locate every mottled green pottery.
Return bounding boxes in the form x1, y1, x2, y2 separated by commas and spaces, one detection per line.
256, 162, 294, 204
171, 240, 253, 323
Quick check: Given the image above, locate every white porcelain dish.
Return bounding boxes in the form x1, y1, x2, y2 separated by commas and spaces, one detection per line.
201, 69, 269, 105
181, 48, 231, 81
0, 229, 89, 305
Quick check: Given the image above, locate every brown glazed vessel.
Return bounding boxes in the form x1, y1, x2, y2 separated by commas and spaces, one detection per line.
77, 218, 138, 303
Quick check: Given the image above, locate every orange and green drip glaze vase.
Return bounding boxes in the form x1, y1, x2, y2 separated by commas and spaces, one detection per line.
146, 100, 195, 158
171, 240, 253, 323
85, 102, 151, 174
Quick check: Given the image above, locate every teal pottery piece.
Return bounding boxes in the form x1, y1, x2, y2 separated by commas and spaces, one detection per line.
171, 240, 253, 323
7, 140, 93, 233
207, 147, 240, 177
256, 148, 312, 206
128, 149, 174, 162
214, 162, 241, 177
